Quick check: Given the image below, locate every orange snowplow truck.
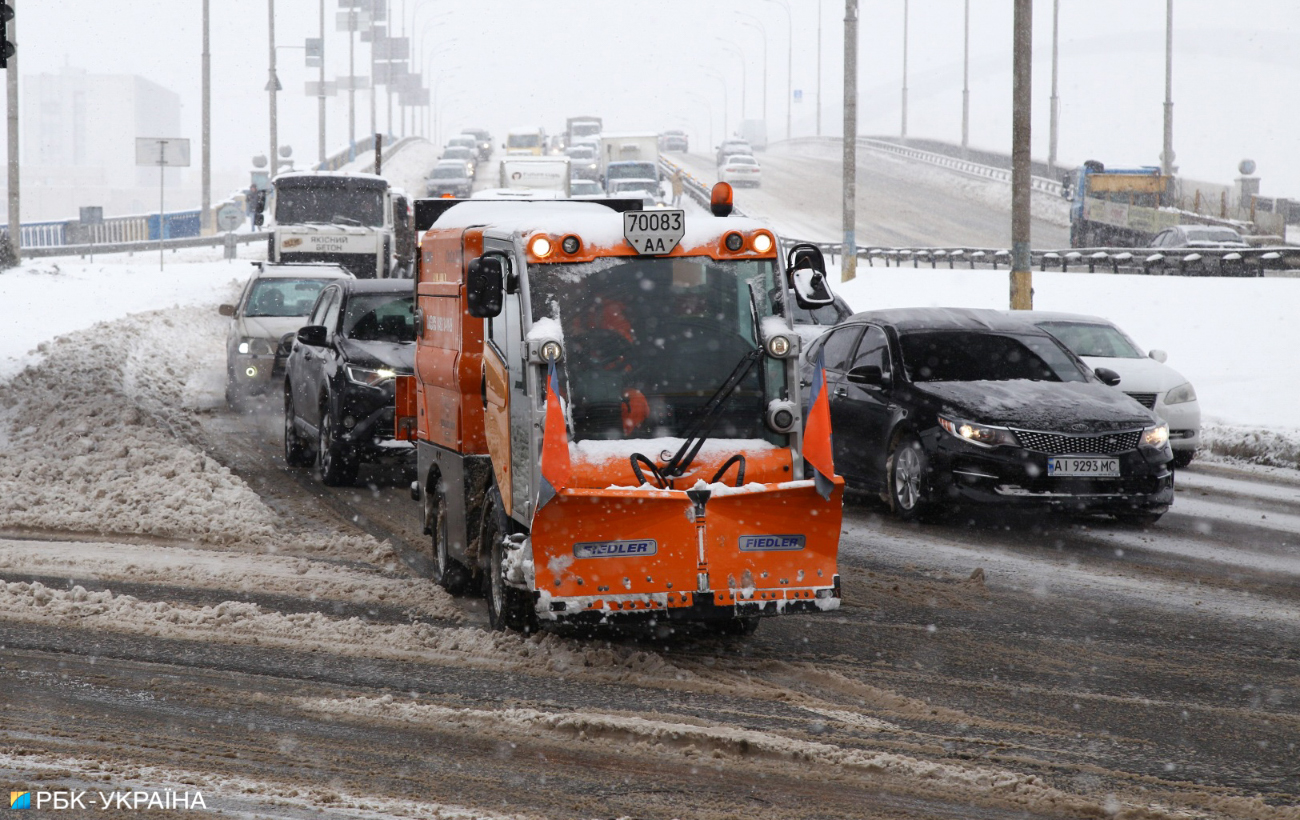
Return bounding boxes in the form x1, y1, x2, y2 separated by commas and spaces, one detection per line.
398, 186, 844, 634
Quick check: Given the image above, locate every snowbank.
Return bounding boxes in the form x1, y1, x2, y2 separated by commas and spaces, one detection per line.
0, 303, 396, 565
0, 256, 255, 381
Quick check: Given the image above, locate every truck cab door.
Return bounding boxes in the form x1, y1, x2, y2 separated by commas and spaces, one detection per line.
481, 242, 524, 520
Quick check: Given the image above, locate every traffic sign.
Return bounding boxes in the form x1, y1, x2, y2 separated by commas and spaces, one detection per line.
216, 203, 243, 232
135, 138, 191, 167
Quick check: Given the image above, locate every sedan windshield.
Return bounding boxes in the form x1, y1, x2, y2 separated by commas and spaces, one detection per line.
530, 256, 784, 443
1038, 321, 1143, 359
245, 278, 331, 318
275, 180, 385, 226
899, 330, 1087, 383
342, 293, 415, 342
431, 166, 466, 179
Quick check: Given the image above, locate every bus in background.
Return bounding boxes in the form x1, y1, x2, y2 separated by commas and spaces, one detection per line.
505, 127, 547, 157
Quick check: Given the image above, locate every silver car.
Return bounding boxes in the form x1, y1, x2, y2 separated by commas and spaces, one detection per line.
220, 262, 354, 406
1033, 312, 1201, 468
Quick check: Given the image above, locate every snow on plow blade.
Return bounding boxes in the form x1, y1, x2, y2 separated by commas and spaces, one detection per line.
529, 479, 843, 623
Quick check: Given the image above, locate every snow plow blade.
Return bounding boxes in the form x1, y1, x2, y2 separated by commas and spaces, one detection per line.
529, 479, 843, 624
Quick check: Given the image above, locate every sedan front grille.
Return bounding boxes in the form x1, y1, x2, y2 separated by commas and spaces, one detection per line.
1012, 429, 1143, 456
1125, 392, 1158, 409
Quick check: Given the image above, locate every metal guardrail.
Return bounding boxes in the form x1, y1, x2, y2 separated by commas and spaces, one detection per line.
22, 231, 267, 260
782, 135, 1065, 197
2, 209, 204, 249
781, 239, 1297, 278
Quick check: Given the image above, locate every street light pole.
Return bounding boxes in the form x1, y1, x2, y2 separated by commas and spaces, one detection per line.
737, 14, 768, 126
1010, 0, 1033, 310
843, 0, 858, 281
317, 0, 326, 164
268, 0, 277, 177
6, 0, 19, 265
1162, 0, 1174, 176
817, 0, 823, 136
1048, 0, 1059, 173
764, 0, 792, 141
961, 0, 969, 157
201, 0, 211, 232
901, 0, 908, 140
716, 39, 747, 118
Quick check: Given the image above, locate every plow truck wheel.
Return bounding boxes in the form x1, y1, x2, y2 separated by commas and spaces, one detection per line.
428, 474, 472, 595
482, 488, 537, 634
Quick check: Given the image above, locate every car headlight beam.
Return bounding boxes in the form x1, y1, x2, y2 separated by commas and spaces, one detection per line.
938, 416, 1019, 448
346, 365, 398, 387
1141, 423, 1170, 449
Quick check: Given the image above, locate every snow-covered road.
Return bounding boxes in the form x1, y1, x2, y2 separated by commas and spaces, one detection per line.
1, 284, 1297, 818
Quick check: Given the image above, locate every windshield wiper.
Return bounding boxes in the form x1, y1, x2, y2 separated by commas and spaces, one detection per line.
655, 347, 763, 482
332, 214, 363, 226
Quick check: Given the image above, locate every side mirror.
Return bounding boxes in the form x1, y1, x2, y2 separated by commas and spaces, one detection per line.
1094, 366, 1122, 386
1148, 349, 1168, 363
297, 325, 328, 347
467, 254, 505, 318
785, 243, 835, 309
218, 304, 236, 317
846, 365, 887, 386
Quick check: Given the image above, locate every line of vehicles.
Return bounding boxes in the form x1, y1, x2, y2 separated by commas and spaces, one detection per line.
220, 132, 1200, 639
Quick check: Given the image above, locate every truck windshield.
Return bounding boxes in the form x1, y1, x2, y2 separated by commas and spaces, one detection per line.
529, 256, 785, 444
607, 163, 656, 182
275, 180, 385, 227
508, 133, 541, 149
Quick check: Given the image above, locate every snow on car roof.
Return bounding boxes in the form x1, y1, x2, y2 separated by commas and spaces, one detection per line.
274, 170, 387, 185
431, 200, 775, 253
257, 263, 354, 279
847, 307, 1052, 334
1023, 311, 1115, 326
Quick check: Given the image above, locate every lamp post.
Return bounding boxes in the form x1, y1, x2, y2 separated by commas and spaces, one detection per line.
202, 0, 211, 231
683, 91, 715, 151
422, 38, 458, 140
901, 0, 908, 140
268, 0, 278, 177
715, 38, 748, 118
736, 14, 768, 126
843, 0, 858, 281
693, 65, 730, 141
961, 0, 969, 157
1162, 0, 1174, 176
762, 0, 792, 141
1048, 0, 1060, 173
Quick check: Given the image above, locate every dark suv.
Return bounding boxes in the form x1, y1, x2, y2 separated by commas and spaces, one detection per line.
283, 279, 416, 485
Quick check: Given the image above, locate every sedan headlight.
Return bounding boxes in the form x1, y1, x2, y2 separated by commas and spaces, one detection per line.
938, 416, 1019, 448
346, 365, 398, 387
1164, 382, 1197, 405
1141, 423, 1170, 449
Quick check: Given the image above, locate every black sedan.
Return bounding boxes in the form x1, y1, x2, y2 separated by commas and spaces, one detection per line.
801, 308, 1174, 524
283, 279, 415, 485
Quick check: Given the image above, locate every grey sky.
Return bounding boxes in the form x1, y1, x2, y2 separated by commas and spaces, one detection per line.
9, 1, 1300, 200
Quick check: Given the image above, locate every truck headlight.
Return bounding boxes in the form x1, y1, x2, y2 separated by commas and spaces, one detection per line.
1164, 383, 1196, 405
1141, 423, 1170, 449
938, 416, 1019, 448
346, 365, 397, 387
